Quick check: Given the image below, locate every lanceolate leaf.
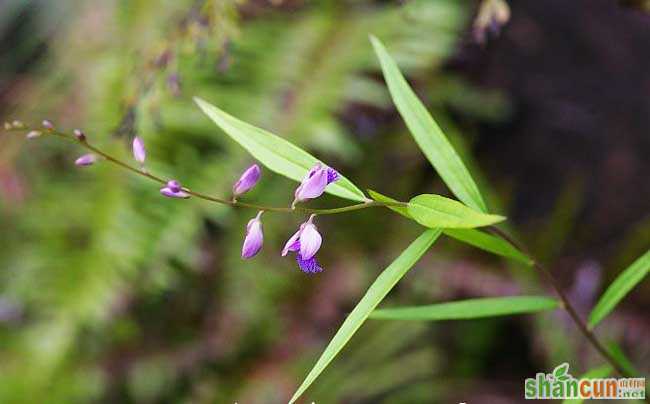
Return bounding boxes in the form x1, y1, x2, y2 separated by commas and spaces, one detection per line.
370, 35, 487, 212
408, 194, 504, 229
444, 228, 533, 266
606, 341, 639, 376
194, 97, 367, 202
370, 296, 559, 321
368, 190, 527, 264
588, 249, 650, 329
289, 229, 442, 404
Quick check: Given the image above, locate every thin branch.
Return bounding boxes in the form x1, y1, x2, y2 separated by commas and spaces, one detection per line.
6, 126, 407, 216
487, 226, 632, 378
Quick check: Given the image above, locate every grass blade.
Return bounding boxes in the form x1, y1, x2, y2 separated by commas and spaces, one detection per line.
370, 35, 487, 212
370, 296, 559, 321
443, 228, 532, 266
588, 249, 650, 328
408, 194, 504, 229
194, 96, 367, 202
606, 341, 639, 376
289, 229, 442, 403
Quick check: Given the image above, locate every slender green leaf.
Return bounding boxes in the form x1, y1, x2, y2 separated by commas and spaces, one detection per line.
370, 296, 559, 321
368, 190, 530, 265
606, 341, 639, 376
444, 228, 533, 266
562, 365, 612, 404
370, 35, 487, 212
289, 229, 442, 403
194, 97, 367, 202
408, 194, 504, 229
588, 249, 650, 328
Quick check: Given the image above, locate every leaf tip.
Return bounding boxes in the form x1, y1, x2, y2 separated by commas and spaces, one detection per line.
369, 34, 384, 52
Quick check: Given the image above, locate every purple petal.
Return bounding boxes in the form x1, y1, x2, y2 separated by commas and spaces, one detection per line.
160, 187, 190, 199
296, 253, 323, 274
306, 163, 322, 178
298, 223, 322, 260
294, 166, 328, 201
132, 136, 146, 163
241, 217, 263, 259
75, 154, 97, 166
233, 164, 261, 196
326, 167, 339, 184
167, 180, 182, 193
282, 229, 302, 256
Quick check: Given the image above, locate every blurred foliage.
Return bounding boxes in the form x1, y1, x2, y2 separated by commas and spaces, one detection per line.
0, 0, 647, 403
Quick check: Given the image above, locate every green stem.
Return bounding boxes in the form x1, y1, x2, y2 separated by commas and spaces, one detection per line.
10, 126, 407, 216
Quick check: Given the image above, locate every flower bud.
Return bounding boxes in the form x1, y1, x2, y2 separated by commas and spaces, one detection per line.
42, 120, 54, 131
132, 136, 146, 164
233, 164, 261, 197
241, 211, 264, 259
26, 131, 42, 139
160, 180, 190, 199
73, 129, 86, 141
75, 154, 97, 167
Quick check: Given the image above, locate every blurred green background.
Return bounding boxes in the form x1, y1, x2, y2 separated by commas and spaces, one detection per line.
0, 0, 648, 403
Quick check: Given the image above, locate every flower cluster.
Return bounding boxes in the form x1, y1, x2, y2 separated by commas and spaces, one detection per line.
238, 163, 339, 274
63, 127, 339, 274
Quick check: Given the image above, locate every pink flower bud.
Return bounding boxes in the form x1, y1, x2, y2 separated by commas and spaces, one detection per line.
233, 164, 261, 196
73, 129, 86, 141
132, 136, 146, 164
75, 154, 97, 167
42, 120, 54, 130
241, 211, 264, 259
160, 180, 189, 199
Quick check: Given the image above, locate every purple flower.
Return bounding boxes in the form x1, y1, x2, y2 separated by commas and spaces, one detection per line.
160, 180, 190, 199
75, 154, 97, 167
282, 215, 324, 274
241, 211, 264, 259
132, 136, 146, 164
292, 163, 340, 207
233, 164, 261, 197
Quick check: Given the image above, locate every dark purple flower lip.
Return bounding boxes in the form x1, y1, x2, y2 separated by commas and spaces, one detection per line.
295, 253, 323, 274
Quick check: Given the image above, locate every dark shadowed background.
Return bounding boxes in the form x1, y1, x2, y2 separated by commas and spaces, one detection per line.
0, 0, 648, 403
